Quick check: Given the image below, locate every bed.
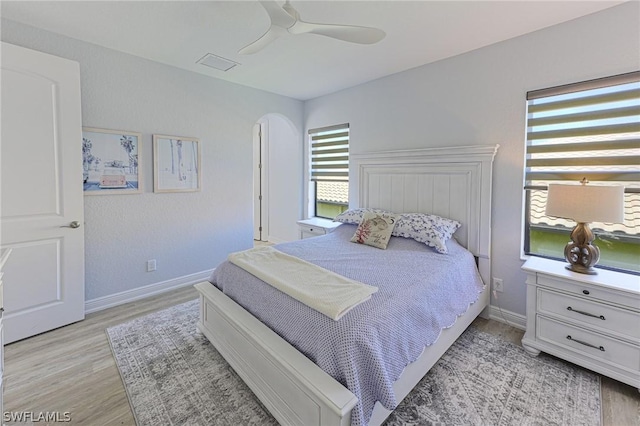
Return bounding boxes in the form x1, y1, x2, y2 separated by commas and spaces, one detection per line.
194, 144, 499, 426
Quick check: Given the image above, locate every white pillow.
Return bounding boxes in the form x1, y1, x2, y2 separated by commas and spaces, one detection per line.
351, 211, 397, 250
334, 208, 393, 225
392, 213, 461, 254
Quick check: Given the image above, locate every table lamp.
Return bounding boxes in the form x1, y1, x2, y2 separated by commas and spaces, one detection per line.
545, 178, 625, 275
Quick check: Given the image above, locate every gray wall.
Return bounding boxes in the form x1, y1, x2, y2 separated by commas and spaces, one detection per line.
305, 2, 640, 317
1, 18, 304, 301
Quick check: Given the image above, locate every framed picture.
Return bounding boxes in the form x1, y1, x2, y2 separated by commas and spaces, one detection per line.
82, 128, 142, 195
153, 135, 201, 193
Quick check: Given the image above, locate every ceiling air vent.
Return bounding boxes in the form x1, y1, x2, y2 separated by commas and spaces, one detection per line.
196, 53, 239, 72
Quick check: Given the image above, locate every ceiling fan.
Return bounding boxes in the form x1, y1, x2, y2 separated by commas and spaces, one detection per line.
239, 0, 386, 55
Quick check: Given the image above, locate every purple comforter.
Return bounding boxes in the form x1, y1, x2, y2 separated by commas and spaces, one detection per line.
210, 224, 484, 426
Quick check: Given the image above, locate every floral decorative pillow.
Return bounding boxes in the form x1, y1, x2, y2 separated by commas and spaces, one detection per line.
351, 212, 397, 249
392, 213, 461, 254
334, 208, 392, 225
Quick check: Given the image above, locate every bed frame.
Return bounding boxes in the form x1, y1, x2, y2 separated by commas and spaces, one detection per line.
194, 145, 499, 426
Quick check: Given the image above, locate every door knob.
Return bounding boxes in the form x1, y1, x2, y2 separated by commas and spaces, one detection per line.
61, 221, 81, 229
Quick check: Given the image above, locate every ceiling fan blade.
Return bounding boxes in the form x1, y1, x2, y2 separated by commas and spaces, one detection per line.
241, 1, 384, 54
259, 0, 296, 28
239, 25, 288, 55
289, 21, 385, 45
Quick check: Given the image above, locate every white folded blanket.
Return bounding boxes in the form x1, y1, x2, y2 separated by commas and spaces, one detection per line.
228, 246, 378, 320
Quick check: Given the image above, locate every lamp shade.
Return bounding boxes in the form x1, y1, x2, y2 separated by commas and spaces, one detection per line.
546, 183, 625, 223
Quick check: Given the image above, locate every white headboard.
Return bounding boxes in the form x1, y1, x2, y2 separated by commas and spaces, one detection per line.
351, 145, 499, 284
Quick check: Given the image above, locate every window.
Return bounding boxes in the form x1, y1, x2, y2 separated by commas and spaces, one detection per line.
309, 124, 349, 219
524, 71, 640, 274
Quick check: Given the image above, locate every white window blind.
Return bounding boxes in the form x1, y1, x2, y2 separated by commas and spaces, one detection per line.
309, 124, 349, 182
525, 71, 640, 188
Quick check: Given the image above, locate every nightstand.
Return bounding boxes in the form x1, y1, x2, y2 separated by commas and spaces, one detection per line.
297, 218, 342, 239
521, 257, 639, 390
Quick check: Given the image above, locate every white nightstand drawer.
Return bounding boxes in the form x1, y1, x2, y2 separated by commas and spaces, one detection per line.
537, 315, 640, 373
538, 288, 640, 341
300, 226, 326, 236
537, 274, 640, 311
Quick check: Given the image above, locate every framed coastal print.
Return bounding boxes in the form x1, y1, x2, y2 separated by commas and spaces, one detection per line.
82, 128, 142, 195
153, 134, 201, 193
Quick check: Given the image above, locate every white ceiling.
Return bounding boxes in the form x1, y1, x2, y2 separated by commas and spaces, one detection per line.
0, 1, 626, 100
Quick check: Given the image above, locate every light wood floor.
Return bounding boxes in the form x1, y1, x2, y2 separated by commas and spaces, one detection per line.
4, 287, 639, 426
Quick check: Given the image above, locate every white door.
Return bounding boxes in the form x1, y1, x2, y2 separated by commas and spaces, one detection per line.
0, 42, 85, 343
253, 121, 268, 241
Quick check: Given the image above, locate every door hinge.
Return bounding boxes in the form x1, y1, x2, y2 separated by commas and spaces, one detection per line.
259, 226, 262, 231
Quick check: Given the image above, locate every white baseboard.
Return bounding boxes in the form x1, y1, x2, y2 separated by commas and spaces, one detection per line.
487, 304, 527, 330
85, 269, 214, 314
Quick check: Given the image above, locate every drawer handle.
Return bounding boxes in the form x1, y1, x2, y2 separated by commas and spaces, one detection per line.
567, 306, 605, 320
566, 335, 605, 352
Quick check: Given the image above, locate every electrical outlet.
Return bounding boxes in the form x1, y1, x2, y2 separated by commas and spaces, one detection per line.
147, 259, 157, 272
492, 277, 504, 293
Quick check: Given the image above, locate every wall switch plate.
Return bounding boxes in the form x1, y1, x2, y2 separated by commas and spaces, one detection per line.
147, 259, 156, 272
492, 277, 504, 292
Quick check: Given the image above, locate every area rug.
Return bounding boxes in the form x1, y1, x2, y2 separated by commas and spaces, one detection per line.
106, 299, 602, 426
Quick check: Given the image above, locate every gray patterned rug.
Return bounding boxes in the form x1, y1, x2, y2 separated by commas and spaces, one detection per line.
106, 299, 602, 426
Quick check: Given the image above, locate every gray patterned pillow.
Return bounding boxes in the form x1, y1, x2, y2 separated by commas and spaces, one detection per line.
392, 213, 461, 254
350, 212, 397, 249
334, 208, 393, 225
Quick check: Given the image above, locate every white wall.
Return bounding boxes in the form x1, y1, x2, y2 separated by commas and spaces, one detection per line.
1, 18, 304, 301
304, 2, 640, 317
